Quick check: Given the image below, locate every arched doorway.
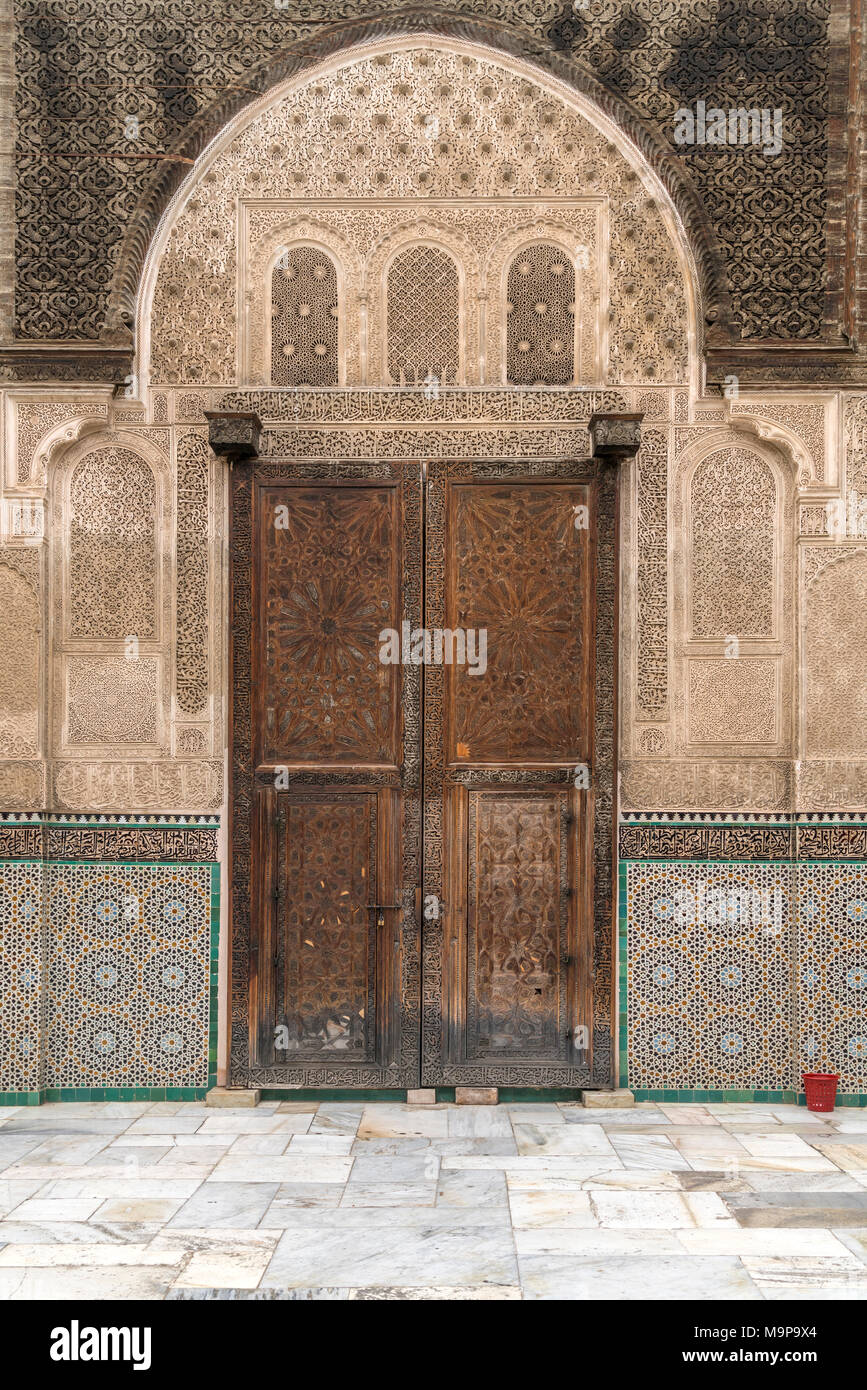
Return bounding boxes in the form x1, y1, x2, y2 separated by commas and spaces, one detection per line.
140, 37, 696, 1091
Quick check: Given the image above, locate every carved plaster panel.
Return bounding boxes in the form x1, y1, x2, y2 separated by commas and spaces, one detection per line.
845, 393, 867, 496
148, 48, 690, 388
672, 435, 794, 760
620, 758, 793, 812
688, 658, 778, 745
52, 761, 223, 813
8, 398, 109, 487
65, 655, 161, 749
803, 548, 867, 759
0, 550, 40, 759
0, 760, 45, 810
729, 395, 835, 487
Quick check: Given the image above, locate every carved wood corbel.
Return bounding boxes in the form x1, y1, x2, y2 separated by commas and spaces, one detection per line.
205, 410, 262, 462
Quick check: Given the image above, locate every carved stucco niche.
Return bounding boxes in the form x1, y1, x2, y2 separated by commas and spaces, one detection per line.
244, 217, 362, 387
378, 225, 475, 386
144, 45, 692, 389
0, 396, 224, 811
44, 425, 223, 810
491, 216, 602, 386
270, 245, 340, 388
52, 434, 171, 760
672, 436, 794, 758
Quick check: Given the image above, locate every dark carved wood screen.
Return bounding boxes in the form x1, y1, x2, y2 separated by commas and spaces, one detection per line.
229, 455, 616, 1090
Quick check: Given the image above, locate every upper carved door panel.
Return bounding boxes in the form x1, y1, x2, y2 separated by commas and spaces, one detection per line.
256, 483, 402, 768
446, 481, 593, 765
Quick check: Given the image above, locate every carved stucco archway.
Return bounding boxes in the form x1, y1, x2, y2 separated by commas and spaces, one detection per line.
136, 32, 703, 396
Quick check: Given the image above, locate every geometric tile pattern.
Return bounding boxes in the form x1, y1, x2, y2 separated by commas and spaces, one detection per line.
797, 863, 867, 1094
0, 860, 45, 1093
0, 814, 219, 1096
623, 857, 867, 1097
45, 863, 213, 1090
625, 861, 796, 1094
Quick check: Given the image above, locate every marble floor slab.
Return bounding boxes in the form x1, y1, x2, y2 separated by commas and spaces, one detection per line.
723, 1192, 867, 1228
608, 1134, 692, 1170
0, 1098, 865, 1300
261, 1225, 519, 1289
520, 1253, 761, 1300
508, 1182, 596, 1228
512, 1124, 617, 1157
167, 1182, 279, 1229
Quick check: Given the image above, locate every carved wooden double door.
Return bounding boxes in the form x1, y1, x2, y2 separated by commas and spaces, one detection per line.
238, 457, 599, 1089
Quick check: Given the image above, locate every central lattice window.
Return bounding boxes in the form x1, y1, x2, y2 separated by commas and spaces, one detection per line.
506, 244, 576, 385
386, 245, 460, 385
271, 246, 339, 387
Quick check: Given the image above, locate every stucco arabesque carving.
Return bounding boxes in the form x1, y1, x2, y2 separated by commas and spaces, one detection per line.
0, 422, 223, 813
142, 45, 694, 392
726, 408, 816, 491
670, 429, 795, 764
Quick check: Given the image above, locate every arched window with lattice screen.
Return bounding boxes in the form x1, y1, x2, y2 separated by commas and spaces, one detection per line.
506, 245, 576, 385
386, 245, 460, 386
271, 246, 339, 387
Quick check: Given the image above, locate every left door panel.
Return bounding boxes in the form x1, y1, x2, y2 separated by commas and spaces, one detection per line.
240, 467, 422, 1088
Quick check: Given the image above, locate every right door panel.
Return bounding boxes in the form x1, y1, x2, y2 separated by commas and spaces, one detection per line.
423, 463, 597, 1087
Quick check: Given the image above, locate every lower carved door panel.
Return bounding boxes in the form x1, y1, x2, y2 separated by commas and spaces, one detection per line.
440, 786, 591, 1070
254, 787, 402, 1071
242, 458, 597, 1088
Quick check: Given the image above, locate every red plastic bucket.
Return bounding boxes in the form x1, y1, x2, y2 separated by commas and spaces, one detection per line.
801, 1072, 840, 1112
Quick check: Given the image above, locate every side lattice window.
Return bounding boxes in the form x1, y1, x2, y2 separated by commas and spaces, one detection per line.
506, 244, 575, 385
271, 247, 339, 386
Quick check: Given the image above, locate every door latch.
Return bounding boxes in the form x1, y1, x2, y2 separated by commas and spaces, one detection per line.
367, 903, 401, 928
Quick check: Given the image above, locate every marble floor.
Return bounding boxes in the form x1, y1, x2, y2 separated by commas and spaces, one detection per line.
1, 1098, 866, 1300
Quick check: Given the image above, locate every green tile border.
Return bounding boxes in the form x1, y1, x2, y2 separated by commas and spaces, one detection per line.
258, 1088, 586, 1102
0, 1087, 211, 1105
0, 859, 219, 1105
629, 1089, 867, 1107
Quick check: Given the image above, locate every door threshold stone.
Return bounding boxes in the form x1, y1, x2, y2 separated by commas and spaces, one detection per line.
582, 1089, 635, 1109
455, 1087, 499, 1105
205, 1087, 261, 1108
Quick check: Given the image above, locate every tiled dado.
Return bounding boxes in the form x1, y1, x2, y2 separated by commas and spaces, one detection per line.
0, 813, 219, 1101
619, 815, 867, 1098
